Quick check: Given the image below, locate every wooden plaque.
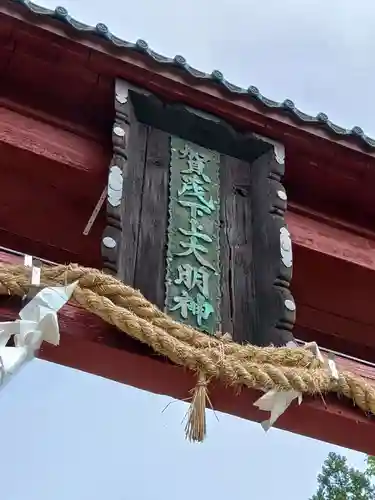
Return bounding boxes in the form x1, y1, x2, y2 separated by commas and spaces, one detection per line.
101, 79, 295, 346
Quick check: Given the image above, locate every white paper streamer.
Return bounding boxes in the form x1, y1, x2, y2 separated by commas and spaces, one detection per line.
327, 354, 339, 380
24, 254, 41, 288
24, 255, 33, 268
304, 341, 339, 380
31, 267, 41, 287
0, 281, 78, 388
303, 341, 324, 363
254, 341, 339, 431
254, 389, 302, 431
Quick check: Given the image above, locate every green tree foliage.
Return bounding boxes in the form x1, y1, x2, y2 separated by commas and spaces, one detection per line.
367, 456, 375, 478
311, 452, 375, 500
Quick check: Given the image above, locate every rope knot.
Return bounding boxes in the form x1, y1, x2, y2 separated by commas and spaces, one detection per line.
195, 378, 208, 389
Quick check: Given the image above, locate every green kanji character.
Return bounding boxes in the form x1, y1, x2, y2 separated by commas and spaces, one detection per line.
175, 220, 216, 271
178, 144, 211, 183
174, 263, 210, 298
170, 291, 214, 326
177, 174, 215, 216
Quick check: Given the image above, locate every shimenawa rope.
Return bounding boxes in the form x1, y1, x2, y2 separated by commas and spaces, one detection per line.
0, 263, 374, 441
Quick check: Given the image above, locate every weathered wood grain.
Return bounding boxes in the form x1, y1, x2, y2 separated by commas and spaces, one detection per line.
220, 155, 254, 341
134, 128, 169, 309
118, 114, 148, 284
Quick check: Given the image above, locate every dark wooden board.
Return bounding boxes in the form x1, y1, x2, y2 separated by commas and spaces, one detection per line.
220, 155, 254, 341
116, 82, 295, 346
134, 128, 170, 309
118, 113, 148, 283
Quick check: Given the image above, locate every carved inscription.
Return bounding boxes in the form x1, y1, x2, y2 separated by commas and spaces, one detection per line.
165, 137, 221, 334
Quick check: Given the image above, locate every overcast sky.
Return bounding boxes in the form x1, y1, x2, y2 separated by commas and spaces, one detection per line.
2, 0, 372, 499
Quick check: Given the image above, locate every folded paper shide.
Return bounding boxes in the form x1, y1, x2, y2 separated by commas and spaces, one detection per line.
254, 341, 339, 431
254, 389, 302, 431
0, 281, 78, 387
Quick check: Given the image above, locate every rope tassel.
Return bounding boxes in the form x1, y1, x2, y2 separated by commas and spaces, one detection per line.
185, 371, 208, 442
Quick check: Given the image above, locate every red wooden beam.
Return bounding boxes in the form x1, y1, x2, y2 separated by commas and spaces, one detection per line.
2, 102, 375, 356
40, 335, 375, 456
2, 101, 374, 271
287, 209, 375, 358
0, 249, 375, 454
0, 105, 108, 177
0, 104, 110, 266
292, 243, 375, 357
287, 209, 375, 271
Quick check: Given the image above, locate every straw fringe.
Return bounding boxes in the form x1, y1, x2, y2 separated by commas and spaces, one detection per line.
185, 371, 208, 442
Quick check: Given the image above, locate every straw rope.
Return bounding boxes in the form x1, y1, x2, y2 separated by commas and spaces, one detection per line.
0, 263, 374, 439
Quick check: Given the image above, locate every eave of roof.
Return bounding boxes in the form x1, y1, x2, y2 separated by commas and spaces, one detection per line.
6, 0, 375, 151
